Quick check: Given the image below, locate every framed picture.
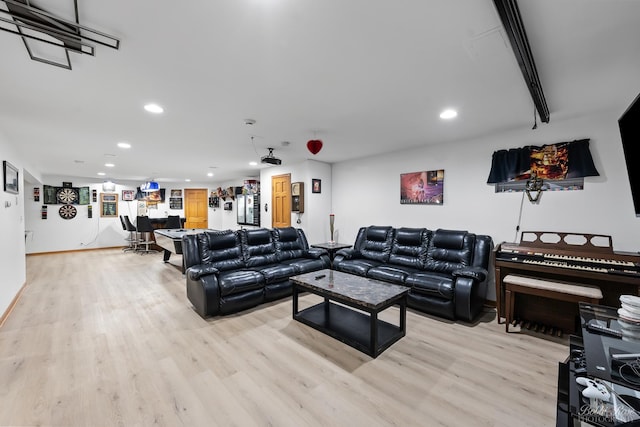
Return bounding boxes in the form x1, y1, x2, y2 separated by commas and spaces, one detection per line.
169, 197, 183, 209
312, 179, 321, 194
145, 189, 165, 203
100, 193, 118, 217
170, 189, 182, 197
3, 161, 18, 194
400, 170, 444, 205
122, 190, 135, 201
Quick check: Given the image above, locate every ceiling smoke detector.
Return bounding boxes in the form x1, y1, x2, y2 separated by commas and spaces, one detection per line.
261, 148, 282, 165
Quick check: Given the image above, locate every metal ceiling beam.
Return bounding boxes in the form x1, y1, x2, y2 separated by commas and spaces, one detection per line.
493, 0, 550, 123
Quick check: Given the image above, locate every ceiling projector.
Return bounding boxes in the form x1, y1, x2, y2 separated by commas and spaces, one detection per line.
261, 148, 282, 165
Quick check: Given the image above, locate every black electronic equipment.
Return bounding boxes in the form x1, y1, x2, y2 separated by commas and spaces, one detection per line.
619, 91, 640, 217
261, 148, 282, 165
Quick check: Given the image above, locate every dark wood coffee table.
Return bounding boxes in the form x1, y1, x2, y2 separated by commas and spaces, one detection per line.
291, 269, 408, 358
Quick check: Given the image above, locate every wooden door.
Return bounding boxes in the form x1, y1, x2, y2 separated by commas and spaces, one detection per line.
184, 188, 208, 229
272, 174, 291, 228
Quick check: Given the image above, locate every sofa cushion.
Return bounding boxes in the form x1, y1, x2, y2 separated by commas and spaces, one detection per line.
254, 263, 297, 284
280, 257, 328, 274
359, 226, 394, 262
406, 271, 454, 300
367, 264, 419, 284
273, 227, 306, 261
243, 229, 278, 267
217, 270, 265, 296
335, 258, 382, 276
424, 229, 474, 274
198, 230, 244, 270
388, 227, 430, 269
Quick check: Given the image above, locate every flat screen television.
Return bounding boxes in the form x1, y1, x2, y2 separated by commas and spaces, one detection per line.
618, 91, 640, 217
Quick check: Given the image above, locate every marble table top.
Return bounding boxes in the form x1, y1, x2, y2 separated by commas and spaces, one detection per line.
291, 269, 408, 309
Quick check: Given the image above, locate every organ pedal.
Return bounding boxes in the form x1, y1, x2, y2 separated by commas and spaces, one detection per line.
510, 318, 563, 337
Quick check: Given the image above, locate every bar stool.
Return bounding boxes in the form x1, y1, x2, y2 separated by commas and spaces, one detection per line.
165, 215, 182, 229
123, 215, 140, 252
136, 216, 157, 254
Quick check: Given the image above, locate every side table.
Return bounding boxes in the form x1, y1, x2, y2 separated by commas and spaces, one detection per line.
310, 242, 352, 265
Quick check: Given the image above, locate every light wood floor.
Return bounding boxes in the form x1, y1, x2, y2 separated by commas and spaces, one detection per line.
0, 249, 568, 426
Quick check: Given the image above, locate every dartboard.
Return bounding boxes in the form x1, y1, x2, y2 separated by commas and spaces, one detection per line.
59, 204, 77, 219
56, 187, 78, 204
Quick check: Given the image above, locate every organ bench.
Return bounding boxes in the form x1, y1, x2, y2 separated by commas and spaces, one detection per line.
504, 274, 603, 335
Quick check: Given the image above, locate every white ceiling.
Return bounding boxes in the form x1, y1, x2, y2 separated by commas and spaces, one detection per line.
1, 0, 639, 185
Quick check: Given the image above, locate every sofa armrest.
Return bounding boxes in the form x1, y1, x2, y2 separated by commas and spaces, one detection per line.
335, 248, 359, 260
187, 264, 220, 281
452, 266, 487, 282
453, 273, 487, 321
186, 271, 221, 317
306, 248, 328, 259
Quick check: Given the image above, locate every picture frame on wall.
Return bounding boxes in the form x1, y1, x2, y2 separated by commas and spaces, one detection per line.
312, 179, 321, 194
122, 190, 135, 201
169, 197, 183, 209
3, 160, 18, 194
400, 170, 444, 205
100, 193, 118, 217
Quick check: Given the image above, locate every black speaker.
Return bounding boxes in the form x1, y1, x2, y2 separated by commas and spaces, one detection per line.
618, 92, 640, 217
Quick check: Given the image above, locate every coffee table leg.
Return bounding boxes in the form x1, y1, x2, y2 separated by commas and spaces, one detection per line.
399, 298, 406, 335
370, 311, 379, 358
292, 284, 299, 317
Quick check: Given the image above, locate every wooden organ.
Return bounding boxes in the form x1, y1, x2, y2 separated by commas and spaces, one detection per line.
494, 231, 640, 335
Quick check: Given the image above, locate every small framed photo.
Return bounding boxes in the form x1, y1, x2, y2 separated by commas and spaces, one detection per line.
312, 179, 321, 194
170, 189, 182, 197
100, 193, 118, 217
3, 160, 18, 194
169, 197, 183, 209
122, 190, 135, 201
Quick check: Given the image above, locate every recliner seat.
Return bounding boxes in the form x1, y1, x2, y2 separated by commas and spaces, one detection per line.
334, 226, 492, 321
183, 227, 330, 318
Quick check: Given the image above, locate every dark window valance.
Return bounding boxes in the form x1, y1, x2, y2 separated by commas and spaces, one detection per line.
487, 138, 599, 184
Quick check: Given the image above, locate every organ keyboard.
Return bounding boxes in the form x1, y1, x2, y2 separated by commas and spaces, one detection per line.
494, 231, 640, 329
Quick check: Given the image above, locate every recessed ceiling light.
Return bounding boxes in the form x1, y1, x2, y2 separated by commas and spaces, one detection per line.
97, 172, 106, 176
117, 141, 131, 149
185, 179, 191, 182
249, 161, 258, 166
144, 103, 164, 114
439, 109, 458, 119
105, 163, 115, 167
207, 172, 214, 177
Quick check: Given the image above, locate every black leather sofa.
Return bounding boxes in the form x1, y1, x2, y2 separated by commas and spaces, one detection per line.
182, 227, 330, 318
333, 226, 493, 321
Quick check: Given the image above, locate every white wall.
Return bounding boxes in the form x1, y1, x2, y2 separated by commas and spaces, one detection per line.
332, 108, 640, 300
0, 130, 26, 318
260, 159, 332, 244
23, 178, 264, 253
13, 107, 640, 305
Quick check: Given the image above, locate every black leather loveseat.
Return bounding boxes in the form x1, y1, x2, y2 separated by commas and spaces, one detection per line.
182, 227, 330, 318
333, 226, 493, 321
